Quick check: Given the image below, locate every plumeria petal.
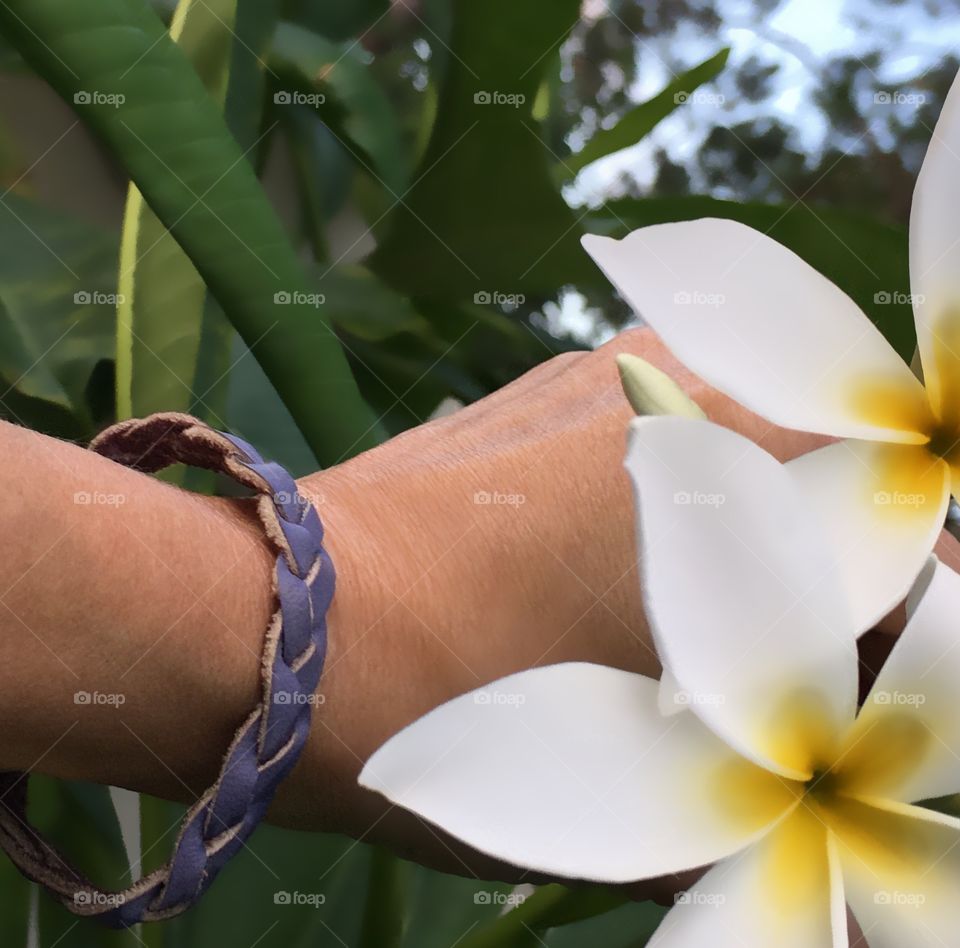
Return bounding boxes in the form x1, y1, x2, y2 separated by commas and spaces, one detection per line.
583, 221, 929, 443
649, 808, 845, 948
657, 666, 687, 717
359, 663, 798, 883
843, 559, 960, 803
835, 797, 960, 948
786, 441, 950, 635
910, 68, 960, 422
627, 416, 859, 779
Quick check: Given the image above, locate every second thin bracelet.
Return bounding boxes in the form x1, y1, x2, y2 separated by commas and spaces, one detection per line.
0, 412, 335, 927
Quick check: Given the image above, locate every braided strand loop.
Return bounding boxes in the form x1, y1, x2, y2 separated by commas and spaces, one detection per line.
0, 413, 334, 926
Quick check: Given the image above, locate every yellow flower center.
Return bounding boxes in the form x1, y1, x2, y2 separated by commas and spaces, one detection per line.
713, 689, 936, 920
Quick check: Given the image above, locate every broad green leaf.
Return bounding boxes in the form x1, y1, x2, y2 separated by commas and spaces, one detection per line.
283, 0, 389, 44
320, 265, 429, 341
0, 0, 382, 463
398, 871, 516, 948
30, 777, 136, 948
457, 885, 628, 948
358, 847, 408, 948
542, 900, 667, 948
590, 195, 915, 360
116, 0, 238, 423
270, 23, 408, 194
560, 49, 730, 179
370, 0, 593, 299
165, 826, 372, 948
0, 193, 117, 436
0, 843, 31, 945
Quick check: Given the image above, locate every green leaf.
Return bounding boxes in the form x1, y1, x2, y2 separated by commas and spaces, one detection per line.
370, 0, 593, 299
399, 872, 516, 948
560, 49, 730, 179
590, 195, 916, 360
0, 193, 118, 436
0, 845, 32, 945
116, 0, 238, 423
457, 885, 629, 948
284, 0, 389, 44
164, 826, 373, 948
269, 22, 408, 194
30, 778, 137, 948
0, 0, 383, 464
542, 900, 667, 948
358, 848, 408, 948
321, 265, 429, 341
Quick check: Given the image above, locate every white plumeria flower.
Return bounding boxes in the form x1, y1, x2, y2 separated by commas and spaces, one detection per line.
361, 416, 960, 947
581, 71, 960, 638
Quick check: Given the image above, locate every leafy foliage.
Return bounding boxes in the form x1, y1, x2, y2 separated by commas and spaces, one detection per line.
0, 0, 947, 944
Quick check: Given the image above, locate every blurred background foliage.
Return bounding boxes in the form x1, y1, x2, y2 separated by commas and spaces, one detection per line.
0, 0, 956, 944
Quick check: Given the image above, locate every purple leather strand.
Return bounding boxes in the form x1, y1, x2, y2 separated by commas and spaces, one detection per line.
0, 414, 334, 927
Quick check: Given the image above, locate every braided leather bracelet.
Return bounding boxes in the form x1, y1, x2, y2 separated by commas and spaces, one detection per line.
0, 412, 334, 927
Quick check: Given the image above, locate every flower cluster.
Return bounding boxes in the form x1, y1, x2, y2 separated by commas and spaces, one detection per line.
359, 67, 960, 948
